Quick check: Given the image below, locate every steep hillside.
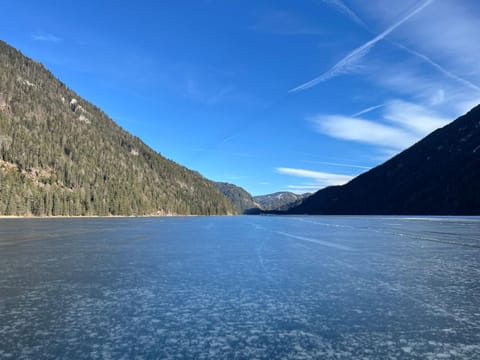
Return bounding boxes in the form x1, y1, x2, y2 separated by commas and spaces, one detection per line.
289, 105, 480, 215
214, 182, 260, 214
0, 40, 237, 216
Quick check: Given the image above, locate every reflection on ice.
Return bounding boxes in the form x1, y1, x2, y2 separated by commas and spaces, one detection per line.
0, 216, 479, 359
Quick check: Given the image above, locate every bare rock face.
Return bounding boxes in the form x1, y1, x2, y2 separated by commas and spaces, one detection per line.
69, 98, 78, 112
0, 93, 9, 112
78, 114, 90, 124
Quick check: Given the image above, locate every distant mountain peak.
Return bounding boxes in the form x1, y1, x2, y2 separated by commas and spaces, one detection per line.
254, 191, 310, 211
213, 184, 310, 214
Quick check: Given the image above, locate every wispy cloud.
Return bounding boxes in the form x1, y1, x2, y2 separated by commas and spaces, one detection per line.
392, 42, 480, 94
31, 33, 61, 43
276, 167, 353, 191
300, 160, 370, 170
383, 99, 450, 134
321, 0, 367, 28
311, 99, 449, 150
366, 60, 480, 116
367, 0, 480, 80
320, 0, 480, 96
289, 0, 435, 92
313, 115, 416, 149
429, 89, 445, 106
320, 1, 479, 117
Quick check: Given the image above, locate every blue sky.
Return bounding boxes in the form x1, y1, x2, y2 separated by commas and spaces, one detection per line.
2, 0, 480, 195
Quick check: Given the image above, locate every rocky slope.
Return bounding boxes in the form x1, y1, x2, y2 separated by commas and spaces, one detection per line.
254, 192, 310, 211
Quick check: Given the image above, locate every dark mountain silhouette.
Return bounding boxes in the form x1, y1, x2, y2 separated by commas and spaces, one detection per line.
289, 105, 480, 215
0, 40, 237, 216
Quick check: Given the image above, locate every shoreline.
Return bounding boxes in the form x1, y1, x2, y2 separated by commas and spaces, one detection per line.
0, 214, 238, 219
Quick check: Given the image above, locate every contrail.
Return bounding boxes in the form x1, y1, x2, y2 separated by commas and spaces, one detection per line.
301, 159, 370, 170
322, 0, 367, 28
290, 0, 435, 92
322, 0, 480, 94
393, 42, 480, 93
351, 104, 385, 117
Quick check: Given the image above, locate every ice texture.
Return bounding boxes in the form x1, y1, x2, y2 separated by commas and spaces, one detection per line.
1, 216, 479, 359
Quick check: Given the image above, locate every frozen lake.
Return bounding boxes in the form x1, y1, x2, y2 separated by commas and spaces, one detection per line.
1, 216, 480, 359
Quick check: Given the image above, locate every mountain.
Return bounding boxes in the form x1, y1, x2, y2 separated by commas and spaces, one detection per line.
0, 40, 237, 216
254, 192, 310, 211
214, 184, 310, 214
288, 105, 480, 215
214, 182, 260, 214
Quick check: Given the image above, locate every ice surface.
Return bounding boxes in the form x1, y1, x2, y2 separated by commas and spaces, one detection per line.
1, 216, 480, 359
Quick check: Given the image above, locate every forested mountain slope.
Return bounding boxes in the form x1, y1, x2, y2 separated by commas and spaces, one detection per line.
214, 182, 260, 214
0, 40, 237, 216
289, 105, 480, 215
